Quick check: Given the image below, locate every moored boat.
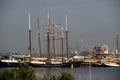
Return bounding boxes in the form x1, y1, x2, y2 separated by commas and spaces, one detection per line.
0, 59, 19, 67
0, 54, 30, 67
102, 61, 120, 67
30, 57, 83, 67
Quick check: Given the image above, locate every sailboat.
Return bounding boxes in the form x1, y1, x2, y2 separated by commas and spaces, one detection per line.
29, 13, 83, 67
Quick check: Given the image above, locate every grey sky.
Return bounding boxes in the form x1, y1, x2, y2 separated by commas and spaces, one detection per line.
0, 0, 120, 53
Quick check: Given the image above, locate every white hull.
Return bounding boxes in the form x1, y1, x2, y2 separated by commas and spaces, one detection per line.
103, 62, 120, 67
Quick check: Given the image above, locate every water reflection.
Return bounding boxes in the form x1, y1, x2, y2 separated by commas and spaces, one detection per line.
46, 67, 51, 78
35, 67, 120, 80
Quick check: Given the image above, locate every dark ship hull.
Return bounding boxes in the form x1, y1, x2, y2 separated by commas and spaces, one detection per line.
0, 61, 19, 67
30, 61, 82, 67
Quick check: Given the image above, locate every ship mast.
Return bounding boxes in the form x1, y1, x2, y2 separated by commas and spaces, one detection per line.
28, 13, 32, 56
37, 17, 42, 57
51, 23, 61, 58
61, 26, 64, 62
65, 15, 69, 58
115, 33, 119, 54
52, 23, 56, 59
47, 12, 51, 60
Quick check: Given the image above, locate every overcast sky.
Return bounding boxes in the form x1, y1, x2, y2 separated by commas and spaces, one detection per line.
0, 0, 120, 54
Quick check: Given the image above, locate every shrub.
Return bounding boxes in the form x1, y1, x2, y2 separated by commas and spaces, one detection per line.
0, 63, 36, 80
59, 72, 74, 80
0, 63, 74, 80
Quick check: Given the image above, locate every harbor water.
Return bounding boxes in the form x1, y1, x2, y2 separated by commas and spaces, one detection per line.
34, 67, 120, 80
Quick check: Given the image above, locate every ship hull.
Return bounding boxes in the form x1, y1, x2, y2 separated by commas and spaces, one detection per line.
30, 61, 82, 67
0, 62, 19, 67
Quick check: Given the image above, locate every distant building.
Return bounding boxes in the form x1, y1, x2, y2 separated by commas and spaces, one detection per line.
93, 44, 109, 54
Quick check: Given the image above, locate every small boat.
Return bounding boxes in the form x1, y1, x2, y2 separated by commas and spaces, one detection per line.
103, 61, 120, 67
0, 54, 30, 67
0, 58, 19, 67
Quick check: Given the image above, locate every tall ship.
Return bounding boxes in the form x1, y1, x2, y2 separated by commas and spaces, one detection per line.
0, 13, 83, 67
29, 13, 83, 67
